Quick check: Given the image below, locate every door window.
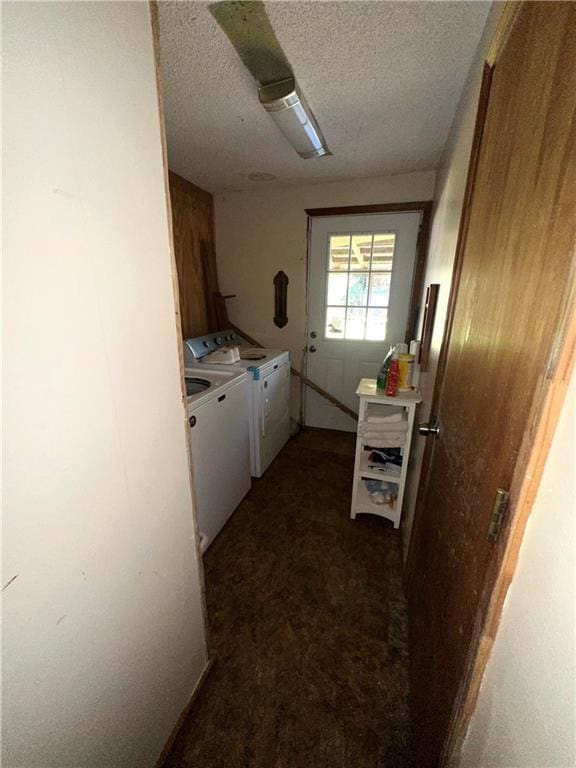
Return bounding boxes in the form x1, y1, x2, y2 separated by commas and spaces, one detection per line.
325, 232, 396, 341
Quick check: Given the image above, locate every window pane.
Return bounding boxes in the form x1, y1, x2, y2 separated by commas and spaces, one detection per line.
350, 234, 373, 271
328, 235, 350, 271
325, 230, 396, 341
369, 273, 391, 306
347, 273, 368, 306
326, 307, 345, 338
345, 307, 366, 339
366, 308, 388, 340
371, 233, 395, 270
327, 273, 348, 305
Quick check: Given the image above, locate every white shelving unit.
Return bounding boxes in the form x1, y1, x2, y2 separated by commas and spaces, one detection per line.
351, 378, 422, 529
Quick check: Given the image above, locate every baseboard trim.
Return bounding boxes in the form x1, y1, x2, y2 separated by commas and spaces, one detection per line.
155, 656, 215, 768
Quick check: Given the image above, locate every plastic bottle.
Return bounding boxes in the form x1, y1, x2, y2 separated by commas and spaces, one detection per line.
376, 361, 388, 391
398, 353, 415, 390
376, 346, 395, 390
386, 358, 400, 396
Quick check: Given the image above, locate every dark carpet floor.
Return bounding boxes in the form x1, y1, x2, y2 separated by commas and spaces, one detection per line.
166, 428, 411, 768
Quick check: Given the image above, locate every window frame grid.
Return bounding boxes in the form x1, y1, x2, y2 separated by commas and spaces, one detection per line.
324, 230, 396, 341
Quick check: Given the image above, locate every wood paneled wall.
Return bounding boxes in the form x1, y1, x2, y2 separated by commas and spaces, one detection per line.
169, 170, 214, 338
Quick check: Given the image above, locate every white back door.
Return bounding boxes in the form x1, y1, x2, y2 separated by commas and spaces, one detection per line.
305, 212, 421, 431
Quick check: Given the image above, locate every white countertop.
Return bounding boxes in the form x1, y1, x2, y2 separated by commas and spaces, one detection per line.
356, 378, 422, 404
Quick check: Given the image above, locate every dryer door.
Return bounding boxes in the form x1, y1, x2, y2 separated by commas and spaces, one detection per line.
257, 363, 290, 476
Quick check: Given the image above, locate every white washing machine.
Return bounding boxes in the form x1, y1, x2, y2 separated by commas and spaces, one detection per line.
185, 367, 251, 552
184, 331, 290, 478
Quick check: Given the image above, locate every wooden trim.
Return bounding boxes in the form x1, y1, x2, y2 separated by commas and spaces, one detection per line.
302, 214, 313, 425
149, 0, 211, 649
168, 169, 214, 208
291, 367, 358, 422
303, 199, 433, 415
227, 322, 265, 349
228, 322, 359, 421
305, 201, 433, 217
155, 657, 216, 767
405, 62, 494, 590
418, 283, 440, 372
486, 1, 522, 67
406, 201, 433, 342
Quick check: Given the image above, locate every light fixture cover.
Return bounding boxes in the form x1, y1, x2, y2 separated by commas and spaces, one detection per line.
259, 77, 330, 159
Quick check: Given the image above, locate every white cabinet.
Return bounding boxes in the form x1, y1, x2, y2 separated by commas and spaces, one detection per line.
350, 378, 421, 529
189, 378, 251, 549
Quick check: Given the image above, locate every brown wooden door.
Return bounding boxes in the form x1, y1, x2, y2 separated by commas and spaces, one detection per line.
407, 4, 576, 766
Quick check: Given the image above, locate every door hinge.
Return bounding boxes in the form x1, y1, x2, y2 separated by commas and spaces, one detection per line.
487, 488, 509, 542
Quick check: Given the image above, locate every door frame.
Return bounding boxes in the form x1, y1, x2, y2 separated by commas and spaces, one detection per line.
405, 3, 576, 764
303, 202, 432, 428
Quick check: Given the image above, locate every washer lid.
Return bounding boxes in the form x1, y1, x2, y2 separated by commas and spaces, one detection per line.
238, 348, 289, 369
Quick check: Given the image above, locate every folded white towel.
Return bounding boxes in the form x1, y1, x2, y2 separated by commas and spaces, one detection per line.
362, 432, 406, 447
366, 412, 402, 424
359, 421, 408, 435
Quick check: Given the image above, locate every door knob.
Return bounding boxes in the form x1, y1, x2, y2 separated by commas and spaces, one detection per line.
418, 420, 440, 437
309, 345, 317, 353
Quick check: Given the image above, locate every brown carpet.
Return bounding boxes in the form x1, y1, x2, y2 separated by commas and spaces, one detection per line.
166, 428, 411, 768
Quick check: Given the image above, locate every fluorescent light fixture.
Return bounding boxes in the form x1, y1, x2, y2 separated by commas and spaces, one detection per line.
259, 77, 330, 159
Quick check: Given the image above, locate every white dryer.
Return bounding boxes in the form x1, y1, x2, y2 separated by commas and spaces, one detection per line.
184, 331, 290, 478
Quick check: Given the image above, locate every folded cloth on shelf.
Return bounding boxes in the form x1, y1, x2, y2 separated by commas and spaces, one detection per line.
368, 449, 402, 466
366, 412, 403, 424
363, 432, 406, 447
359, 420, 408, 435
368, 461, 402, 476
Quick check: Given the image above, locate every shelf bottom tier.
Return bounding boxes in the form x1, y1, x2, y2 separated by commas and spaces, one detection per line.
351, 479, 401, 528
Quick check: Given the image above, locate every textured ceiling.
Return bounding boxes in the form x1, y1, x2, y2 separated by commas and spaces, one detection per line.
158, 1, 491, 192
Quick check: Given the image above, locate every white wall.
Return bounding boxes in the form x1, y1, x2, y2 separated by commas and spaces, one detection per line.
214, 171, 436, 419
3, 4, 208, 767
401, 5, 502, 557
460, 368, 576, 768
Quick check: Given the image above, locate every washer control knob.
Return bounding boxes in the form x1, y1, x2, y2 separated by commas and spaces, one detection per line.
203, 341, 210, 348
215, 337, 223, 345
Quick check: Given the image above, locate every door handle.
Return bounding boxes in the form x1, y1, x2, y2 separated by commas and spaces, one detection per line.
309, 345, 317, 353
418, 419, 440, 437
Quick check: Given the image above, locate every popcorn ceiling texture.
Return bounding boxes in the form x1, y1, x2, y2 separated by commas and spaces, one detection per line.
158, 1, 490, 192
